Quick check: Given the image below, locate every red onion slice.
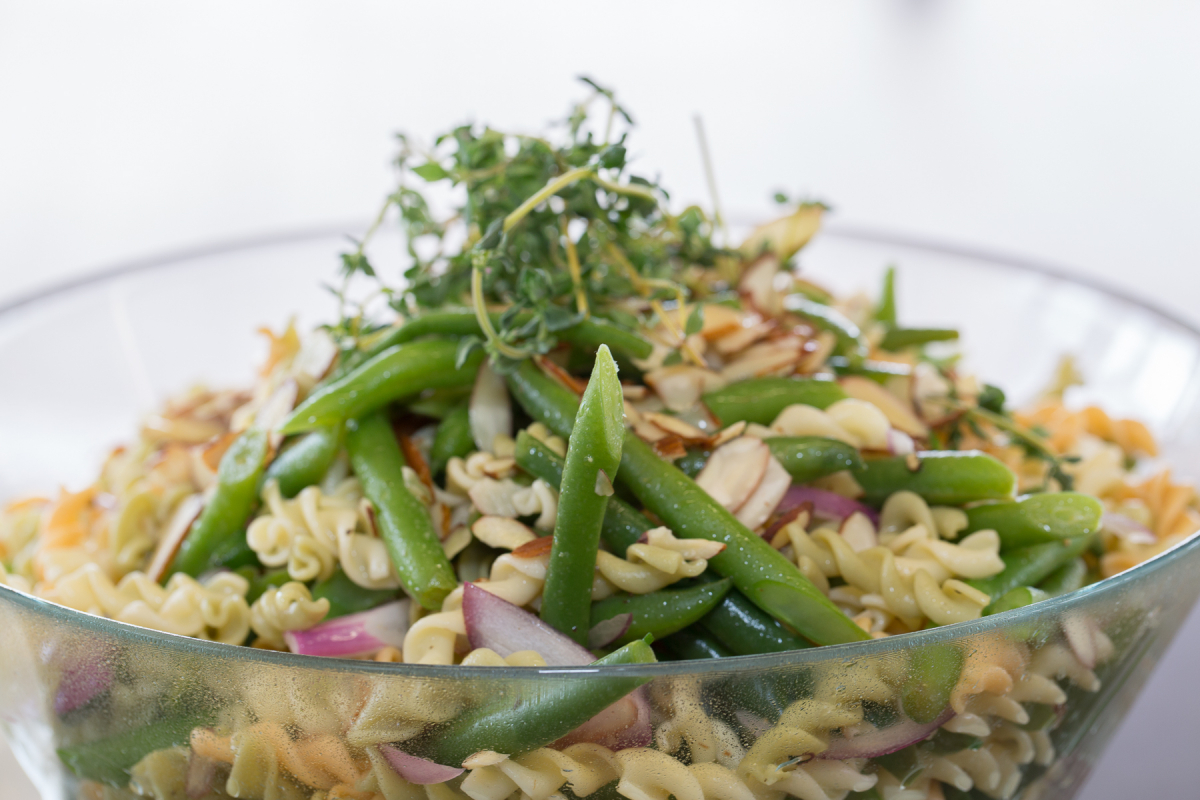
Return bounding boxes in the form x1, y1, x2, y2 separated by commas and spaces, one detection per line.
587, 613, 633, 649
1100, 512, 1156, 545
552, 687, 653, 751
775, 485, 880, 525
378, 744, 464, 784
54, 661, 114, 716
284, 600, 410, 658
820, 708, 954, 760
462, 582, 593, 665
186, 752, 222, 799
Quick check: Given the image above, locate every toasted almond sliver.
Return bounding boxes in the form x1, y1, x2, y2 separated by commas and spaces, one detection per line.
642, 411, 706, 440
739, 255, 784, 317
839, 375, 929, 437
714, 319, 775, 355
735, 456, 792, 531
695, 436, 770, 512
709, 420, 748, 448
720, 337, 804, 382
645, 365, 727, 412
621, 384, 649, 401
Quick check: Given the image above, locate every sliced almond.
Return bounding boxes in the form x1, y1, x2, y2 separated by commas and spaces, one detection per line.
633, 419, 669, 443
653, 436, 688, 461
735, 456, 792, 531
695, 436, 770, 512
714, 319, 775, 355
739, 204, 824, 262
621, 384, 649, 401
145, 494, 205, 582
472, 516, 537, 550
512, 535, 555, 559
696, 303, 745, 340
644, 365, 727, 412
720, 337, 804, 382
738, 255, 784, 317
839, 376, 929, 437
709, 420, 748, 448
200, 432, 239, 472
642, 412, 706, 440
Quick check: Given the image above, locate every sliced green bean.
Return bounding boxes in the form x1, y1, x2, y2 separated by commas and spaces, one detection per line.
369, 308, 653, 361
902, 644, 964, 724
417, 639, 656, 767
58, 711, 212, 785
262, 424, 342, 498
311, 568, 398, 619
513, 429, 651, 552
345, 412, 457, 610
877, 265, 897, 326
964, 492, 1102, 549
879, 328, 959, 351
985, 586, 1049, 616
1039, 557, 1089, 597
430, 403, 473, 477
235, 567, 290, 605
702, 377, 847, 426
676, 437, 862, 485
853, 451, 1017, 506
542, 346, 625, 644
967, 534, 1096, 601
767, 437, 865, 483
655, 629, 733, 661
508, 362, 868, 646
699, 581, 814, 654
280, 339, 485, 434
170, 429, 269, 578
205, 528, 260, 572
783, 294, 869, 358
590, 579, 732, 647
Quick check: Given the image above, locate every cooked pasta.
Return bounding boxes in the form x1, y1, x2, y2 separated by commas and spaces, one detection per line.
3, 89, 1194, 800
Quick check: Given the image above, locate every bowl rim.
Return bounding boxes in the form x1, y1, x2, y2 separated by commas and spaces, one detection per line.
3, 223, 1199, 679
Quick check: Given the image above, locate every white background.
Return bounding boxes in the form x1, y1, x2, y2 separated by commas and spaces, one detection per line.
2, 2, 1199, 797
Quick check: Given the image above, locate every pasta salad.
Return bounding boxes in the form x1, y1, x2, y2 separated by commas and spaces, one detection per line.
1, 81, 1194, 800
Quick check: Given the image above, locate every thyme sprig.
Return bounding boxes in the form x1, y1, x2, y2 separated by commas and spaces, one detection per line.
334, 77, 729, 371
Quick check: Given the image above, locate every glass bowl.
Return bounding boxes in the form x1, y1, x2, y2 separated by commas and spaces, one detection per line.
3, 226, 1200, 800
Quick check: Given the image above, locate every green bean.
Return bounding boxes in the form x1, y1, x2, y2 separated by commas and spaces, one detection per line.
873, 747, 923, 788
676, 449, 708, 478
827, 356, 913, 377
236, 567, 291, 605
782, 294, 869, 357
205, 529, 260, 572
311, 568, 398, 618
853, 451, 1017, 506
1021, 702, 1060, 731
621, 437, 869, 645
676, 437, 863, 485
369, 308, 653, 361
985, 586, 1049, 616
417, 639, 656, 767
345, 412, 457, 610
169, 429, 269, 578
964, 492, 1102, 549
702, 377, 847, 426
879, 328, 959, 351
262, 424, 342, 498
429, 403, 473, 477
280, 340, 485, 434
699, 579, 814, 654
590, 579, 732, 647
513, 429, 651, 553
877, 265, 897, 326
58, 711, 211, 785
902, 644, 964, 724
542, 346, 625, 644
407, 386, 472, 420
655, 629, 733, 661
1039, 557, 1089, 597
967, 534, 1096, 601
767, 437, 865, 483
508, 361, 869, 646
